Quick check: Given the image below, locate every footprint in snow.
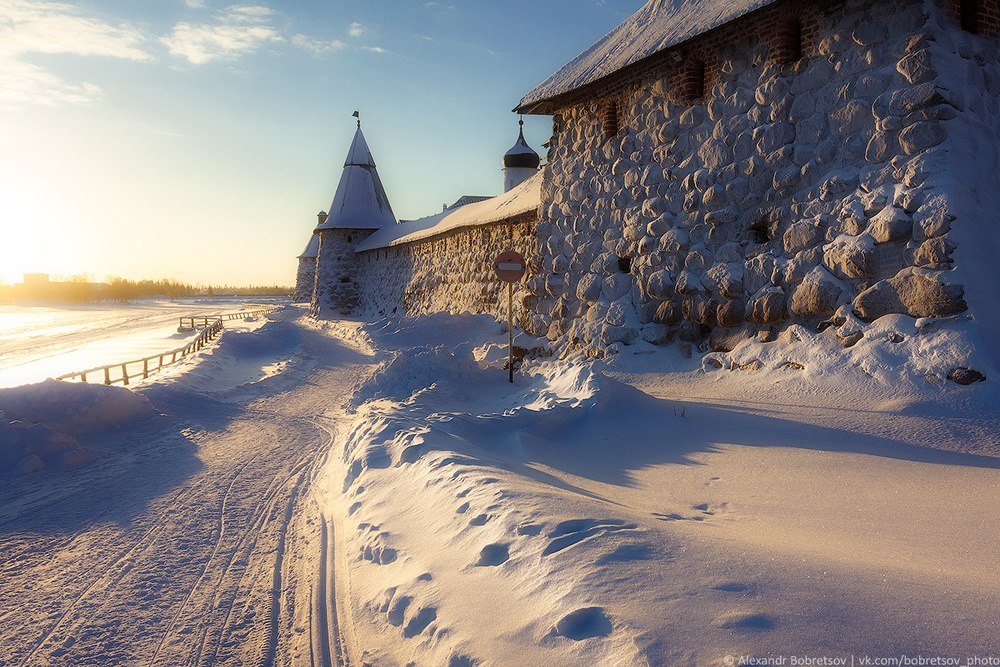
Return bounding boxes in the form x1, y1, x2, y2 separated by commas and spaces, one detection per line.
595, 543, 656, 565
712, 582, 753, 594
475, 543, 510, 567
515, 523, 543, 536
652, 512, 705, 522
403, 606, 438, 638
456, 502, 470, 514
386, 594, 410, 626
542, 519, 638, 557
468, 513, 490, 526
554, 607, 612, 640
717, 611, 776, 632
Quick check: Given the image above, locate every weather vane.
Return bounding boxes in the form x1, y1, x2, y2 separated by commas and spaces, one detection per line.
352, 110, 360, 128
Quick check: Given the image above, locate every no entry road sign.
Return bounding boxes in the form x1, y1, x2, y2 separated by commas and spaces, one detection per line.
493, 250, 526, 283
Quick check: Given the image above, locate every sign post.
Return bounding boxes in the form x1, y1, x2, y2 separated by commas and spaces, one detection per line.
493, 250, 526, 383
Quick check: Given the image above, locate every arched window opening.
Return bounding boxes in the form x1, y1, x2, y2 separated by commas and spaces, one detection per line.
777, 17, 804, 63
960, 0, 980, 33
602, 100, 619, 138
684, 60, 706, 103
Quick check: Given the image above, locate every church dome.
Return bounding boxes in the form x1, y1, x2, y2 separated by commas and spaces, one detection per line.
503, 120, 540, 170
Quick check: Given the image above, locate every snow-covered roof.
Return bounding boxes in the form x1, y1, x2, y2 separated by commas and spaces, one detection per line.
298, 233, 320, 259
316, 127, 397, 231
356, 170, 542, 252
516, 0, 778, 113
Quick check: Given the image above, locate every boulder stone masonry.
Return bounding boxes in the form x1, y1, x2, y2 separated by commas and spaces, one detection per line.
356, 215, 536, 325
517, 0, 999, 354
320, 0, 997, 379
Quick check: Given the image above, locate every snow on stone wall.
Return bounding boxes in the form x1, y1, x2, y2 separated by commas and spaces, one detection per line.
312, 229, 376, 317
293, 256, 316, 303
355, 216, 537, 324
930, 4, 1000, 368
522, 0, 993, 359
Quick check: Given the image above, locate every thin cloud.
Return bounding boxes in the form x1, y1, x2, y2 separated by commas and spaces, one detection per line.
0, 59, 103, 107
348, 21, 364, 37
0, 0, 150, 60
161, 4, 283, 64
363, 46, 387, 54
291, 34, 345, 55
184, 0, 206, 8
0, 0, 150, 106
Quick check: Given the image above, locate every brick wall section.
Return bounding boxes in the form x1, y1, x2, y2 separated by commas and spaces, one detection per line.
534, 0, 830, 118
534, 0, 998, 123
947, 0, 1000, 36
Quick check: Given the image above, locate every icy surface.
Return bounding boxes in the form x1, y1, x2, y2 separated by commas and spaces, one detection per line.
0, 298, 282, 388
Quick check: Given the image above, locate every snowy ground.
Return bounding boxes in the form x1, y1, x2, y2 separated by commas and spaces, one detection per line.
0, 304, 997, 666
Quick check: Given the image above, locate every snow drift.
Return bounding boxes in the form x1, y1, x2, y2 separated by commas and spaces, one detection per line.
323, 314, 1000, 665
0, 379, 158, 475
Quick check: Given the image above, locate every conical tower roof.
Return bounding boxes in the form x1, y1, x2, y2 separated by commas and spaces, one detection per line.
298, 233, 320, 259
316, 126, 397, 231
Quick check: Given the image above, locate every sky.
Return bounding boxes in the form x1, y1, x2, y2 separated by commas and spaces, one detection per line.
0, 0, 641, 287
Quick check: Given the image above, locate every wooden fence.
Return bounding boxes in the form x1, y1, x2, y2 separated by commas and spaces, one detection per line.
56, 306, 281, 386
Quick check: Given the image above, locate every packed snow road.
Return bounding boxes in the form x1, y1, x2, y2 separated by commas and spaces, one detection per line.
0, 307, 374, 666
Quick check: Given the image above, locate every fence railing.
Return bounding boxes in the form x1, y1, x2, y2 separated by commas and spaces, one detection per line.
56, 305, 281, 386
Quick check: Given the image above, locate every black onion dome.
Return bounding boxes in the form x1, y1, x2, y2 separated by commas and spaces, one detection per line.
503, 122, 540, 169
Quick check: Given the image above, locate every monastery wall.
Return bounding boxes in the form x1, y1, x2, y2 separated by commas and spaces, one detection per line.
355, 214, 537, 324
313, 229, 374, 317
293, 257, 315, 303
524, 0, 1000, 358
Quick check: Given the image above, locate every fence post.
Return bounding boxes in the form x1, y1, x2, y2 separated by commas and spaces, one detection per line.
81, 372, 87, 383
104, 367, 111, 385
143, 358, 149, 379
122, 364, 129, 385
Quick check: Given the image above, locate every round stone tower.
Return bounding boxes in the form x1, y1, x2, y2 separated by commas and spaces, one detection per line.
293, 211, 326, 303
311, 119, 397, 317
503, 119, 540, 193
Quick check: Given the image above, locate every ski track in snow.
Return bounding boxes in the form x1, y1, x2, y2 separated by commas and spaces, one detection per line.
0, 306, 375, 666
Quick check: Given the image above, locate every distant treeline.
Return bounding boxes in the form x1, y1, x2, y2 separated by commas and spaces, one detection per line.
0, 276, 292, 304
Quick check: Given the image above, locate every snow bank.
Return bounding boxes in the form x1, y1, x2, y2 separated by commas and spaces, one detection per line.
156, 318, 302, 394
0, 379, 157, 475
325, 314, 999, 664
695, 312, 991, 388
330, 330, 680, 665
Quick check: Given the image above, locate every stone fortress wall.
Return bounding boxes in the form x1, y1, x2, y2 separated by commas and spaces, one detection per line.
518, 0, 1000, 354
354, 214, 537, 325
309, 0, 999, 368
